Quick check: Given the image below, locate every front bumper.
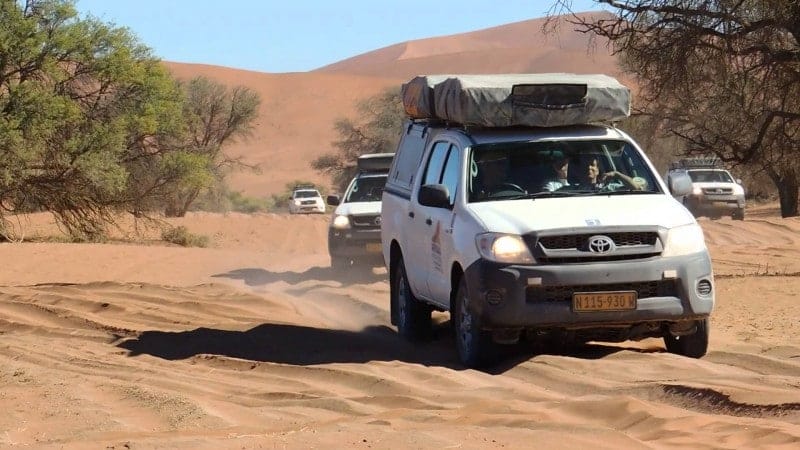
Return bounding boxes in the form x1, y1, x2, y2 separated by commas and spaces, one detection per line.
328, 227, 383, 259
292, 204, 326, 213
685, 194, 744, 214
463, 252, 714, 330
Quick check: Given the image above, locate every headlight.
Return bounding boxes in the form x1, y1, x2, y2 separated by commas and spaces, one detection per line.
476, 233, 534, 264
662, 223, 707, 257
332, 214, 350, 229
692, 186, 702, 195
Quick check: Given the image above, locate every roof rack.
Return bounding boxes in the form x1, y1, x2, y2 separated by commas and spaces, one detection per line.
669, 156, 724, 170
293, 183, 317, 190
357, 153, 395, 172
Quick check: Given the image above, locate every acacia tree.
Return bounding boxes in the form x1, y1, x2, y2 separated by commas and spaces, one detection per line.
550, 0, 800, 216
160, 77, 260, 217
0, 0, 261, 239
0, 0, 193, 239
312, 87, 404, 192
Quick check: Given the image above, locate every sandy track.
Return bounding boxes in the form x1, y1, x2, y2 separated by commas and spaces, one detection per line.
0, 208, 799, 448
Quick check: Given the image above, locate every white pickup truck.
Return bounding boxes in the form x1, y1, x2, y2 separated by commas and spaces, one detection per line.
381, 74, 714, 368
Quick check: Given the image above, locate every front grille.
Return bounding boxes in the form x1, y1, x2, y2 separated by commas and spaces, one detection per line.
538, 232, 658, 250
526, 280, 678, 304
542, 253, 661, 264
702, 187, 733, 195
301, 200, 316, 205
351, 214, 380, 228
527, 230, 662, 264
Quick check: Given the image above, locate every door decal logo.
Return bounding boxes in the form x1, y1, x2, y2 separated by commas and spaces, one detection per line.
431, 221, 442, 273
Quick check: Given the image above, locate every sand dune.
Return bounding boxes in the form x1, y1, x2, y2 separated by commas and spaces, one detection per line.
0, 203, 798, 448
164, 13, 622, 197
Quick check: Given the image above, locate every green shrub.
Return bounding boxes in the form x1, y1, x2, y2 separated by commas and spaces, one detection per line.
161, 226, 209, 247
227, 191, 273, 213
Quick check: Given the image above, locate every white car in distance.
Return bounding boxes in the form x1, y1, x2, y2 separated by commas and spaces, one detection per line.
288, 187, 326, 214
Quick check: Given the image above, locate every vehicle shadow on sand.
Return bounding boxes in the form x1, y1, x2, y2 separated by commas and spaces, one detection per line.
117, 321, 662, 373
212, 265, 386, 287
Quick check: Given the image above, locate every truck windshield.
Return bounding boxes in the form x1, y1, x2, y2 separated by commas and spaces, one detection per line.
344, 175, 387, 202
468, 140, 660, 202
687, 170, 733, 183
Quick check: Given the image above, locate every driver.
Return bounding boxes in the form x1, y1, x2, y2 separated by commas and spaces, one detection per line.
542, 154, 570, 191
473, 152, 512, 200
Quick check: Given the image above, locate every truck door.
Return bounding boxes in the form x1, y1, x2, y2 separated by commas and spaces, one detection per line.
405, 141, 450, 300
410, 141, 459, 307
424, 144, 460, 305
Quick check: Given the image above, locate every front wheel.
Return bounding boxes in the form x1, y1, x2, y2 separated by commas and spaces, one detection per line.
391, 257, 431, 340
664, 318, 709, 358
330, 256, 351, 271
453, 277, 497, 368
732, 208, 745, 221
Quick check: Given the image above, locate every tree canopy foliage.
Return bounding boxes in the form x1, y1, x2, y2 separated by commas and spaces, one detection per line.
550, 0, 800, 216
0, 0, 260, 240
312, 88, 404, 192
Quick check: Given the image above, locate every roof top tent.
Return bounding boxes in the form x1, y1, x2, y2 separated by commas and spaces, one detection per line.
357, 153, 395, 173
669, 157, 725, 170
401, 73, 631, 128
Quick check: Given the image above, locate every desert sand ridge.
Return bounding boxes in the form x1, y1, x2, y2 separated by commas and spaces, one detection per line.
0, 205, 799, 448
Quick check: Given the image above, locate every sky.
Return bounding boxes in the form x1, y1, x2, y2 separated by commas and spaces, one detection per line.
74, 0, 605, 74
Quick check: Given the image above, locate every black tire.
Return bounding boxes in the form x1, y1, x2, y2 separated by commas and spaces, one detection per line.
732, 208, 745, 221
453, 277, 497, 368
392, 257, 431, 340
664, 318, 709, 358
330, 256, 351, 271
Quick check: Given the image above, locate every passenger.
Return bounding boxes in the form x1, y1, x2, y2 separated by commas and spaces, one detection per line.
580, 156, 646, 191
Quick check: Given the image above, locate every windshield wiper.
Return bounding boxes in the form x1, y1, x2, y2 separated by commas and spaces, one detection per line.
601, 189, 658, 195
507, 191, 584, 199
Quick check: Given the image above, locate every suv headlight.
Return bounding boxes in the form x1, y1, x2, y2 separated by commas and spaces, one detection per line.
476, 233, 534, 264
332, 214, 350, 229
692, 186, 702, 195
662, 223, 707, 257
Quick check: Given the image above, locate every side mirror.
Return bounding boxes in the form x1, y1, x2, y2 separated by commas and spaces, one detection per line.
418, 184, 450, 208
668, 172, 692, 197
736, 178, 742, 185
326, 195, 340, 206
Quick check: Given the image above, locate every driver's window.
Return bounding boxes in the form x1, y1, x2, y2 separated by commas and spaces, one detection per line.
440, 145, 460, 205
422, 142, 450, 186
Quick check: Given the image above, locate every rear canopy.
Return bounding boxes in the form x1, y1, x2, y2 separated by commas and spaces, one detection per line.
357, 152, 395, 172
401, 73, 631, 127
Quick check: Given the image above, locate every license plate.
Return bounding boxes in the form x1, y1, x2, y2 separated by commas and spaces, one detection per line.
366, 243, 382, 253
573, 291, 637, 312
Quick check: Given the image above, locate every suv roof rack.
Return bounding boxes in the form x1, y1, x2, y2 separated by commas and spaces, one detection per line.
357, 153, 395, 172
293, 183, 317, 190
669, 156, 724, 170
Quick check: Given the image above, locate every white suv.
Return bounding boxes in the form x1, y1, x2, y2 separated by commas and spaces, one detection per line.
666, 159, 745, 220
326, 153, 393, 270
381, 74, 714, 368
288, 187, 325, 214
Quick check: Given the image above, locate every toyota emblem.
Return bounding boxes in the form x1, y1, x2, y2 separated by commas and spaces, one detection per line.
374, 216, 382, 226
587, 235, 615, 254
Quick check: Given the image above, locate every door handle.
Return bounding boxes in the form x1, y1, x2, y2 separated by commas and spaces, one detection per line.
425, 218, 432, 225
408, 211, 415, 218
